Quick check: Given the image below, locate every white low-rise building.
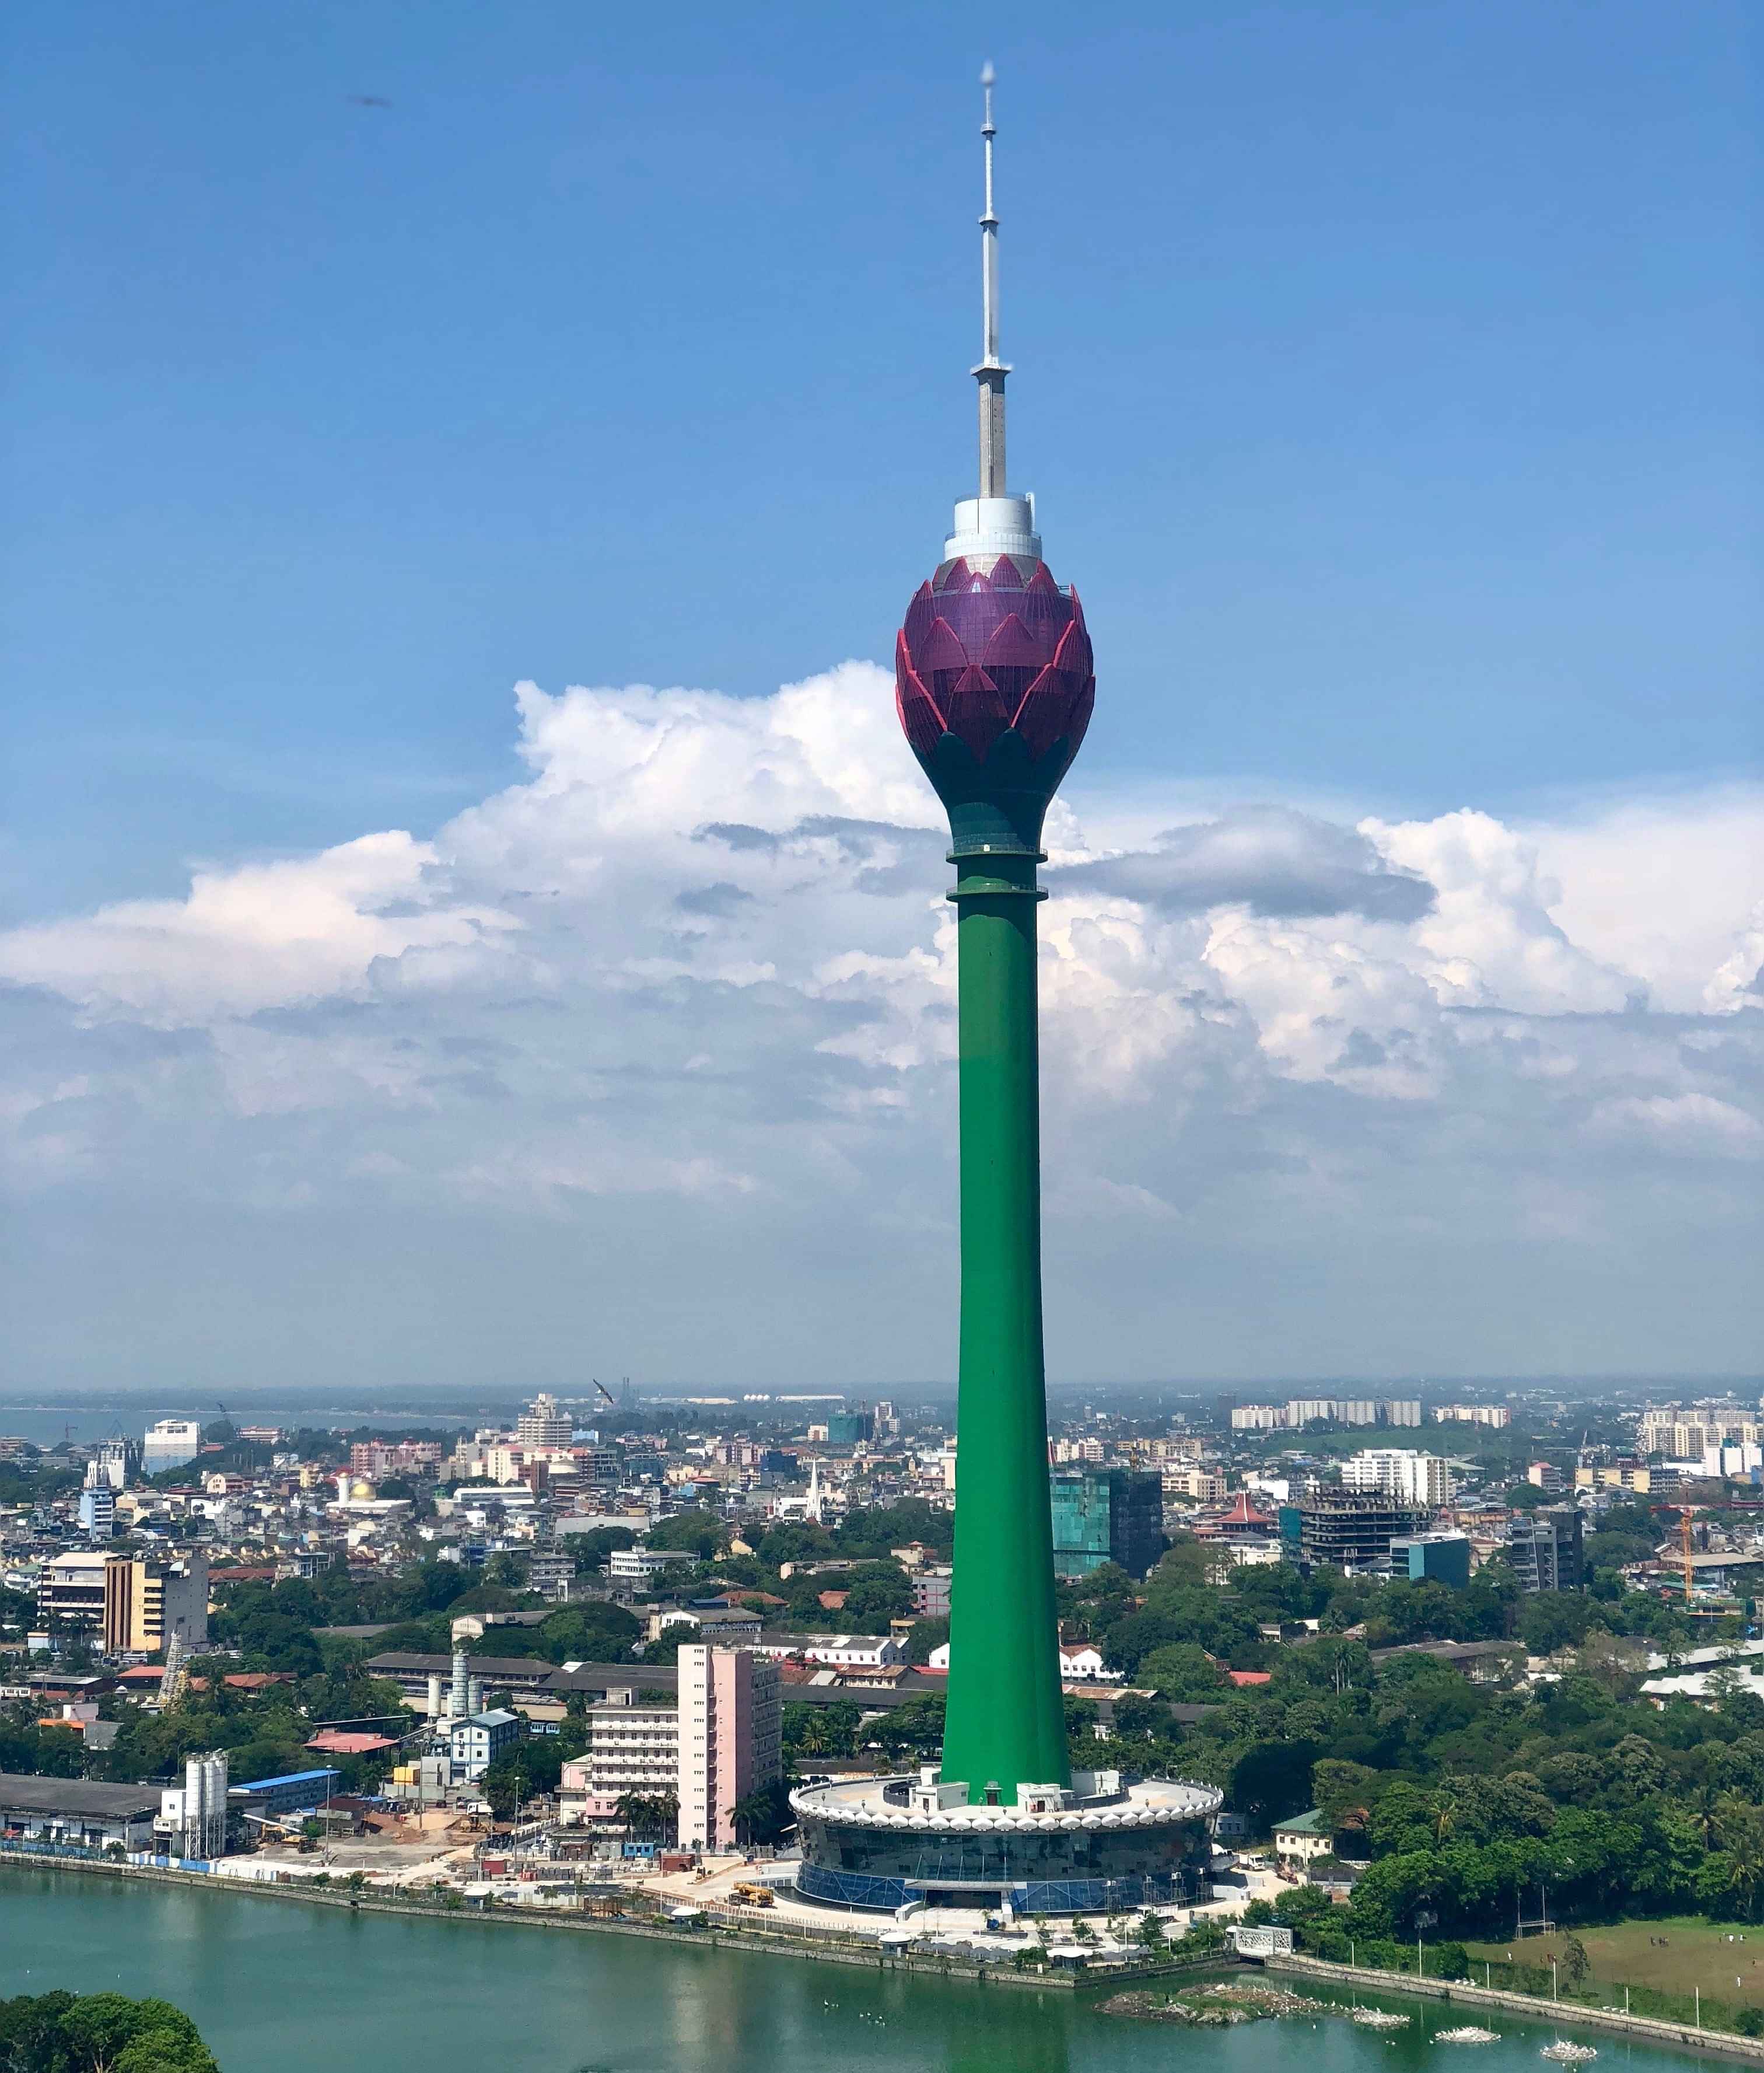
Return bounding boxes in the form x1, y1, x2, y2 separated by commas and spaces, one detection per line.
752, 1632, 904, 1669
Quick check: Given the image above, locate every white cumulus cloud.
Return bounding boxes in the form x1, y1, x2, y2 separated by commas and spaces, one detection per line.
1, 662, 1760, 1385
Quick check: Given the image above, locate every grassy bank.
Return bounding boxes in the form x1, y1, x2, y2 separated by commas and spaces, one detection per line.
1465, 1920, 1764, 2036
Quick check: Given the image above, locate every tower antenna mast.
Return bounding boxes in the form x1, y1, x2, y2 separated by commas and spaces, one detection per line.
975, 62, 1009, 499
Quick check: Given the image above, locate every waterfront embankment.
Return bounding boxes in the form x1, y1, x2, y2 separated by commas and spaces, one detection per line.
7, 1858, 1748, 2073
1268, 1953, 1764, 2064
10, 1847, 1764, 2062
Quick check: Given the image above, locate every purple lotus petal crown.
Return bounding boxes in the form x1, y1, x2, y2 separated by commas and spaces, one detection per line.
895, 555, 1095, 768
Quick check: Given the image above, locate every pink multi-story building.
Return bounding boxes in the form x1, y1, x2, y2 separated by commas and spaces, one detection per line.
676, 1645, 781, 1853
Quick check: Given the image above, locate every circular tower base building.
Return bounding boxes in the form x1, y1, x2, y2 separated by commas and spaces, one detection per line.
791, 1770, 1223, 1916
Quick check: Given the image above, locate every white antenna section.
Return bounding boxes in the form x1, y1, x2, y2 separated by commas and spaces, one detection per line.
942, 62, 1042, 573
974, 62, 1008, 498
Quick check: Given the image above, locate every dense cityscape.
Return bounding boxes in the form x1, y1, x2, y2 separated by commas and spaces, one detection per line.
6, 1380, 1764, 2009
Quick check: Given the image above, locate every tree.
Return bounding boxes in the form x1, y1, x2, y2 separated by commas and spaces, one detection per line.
1716, 1795, 1764, 1919
1111, 1693, 1169, 1742
646, 1511, 722, 1560
732, 1780, 791, 1847
1137, 1644, 1230, 1702
0, 1991, 220, 2073
873, 1695, 946, 1761
614, 1789, 678, 1841
839, 1562, 915, 1629
904, 1616, 948, 1666
784, 1700, 859, 1762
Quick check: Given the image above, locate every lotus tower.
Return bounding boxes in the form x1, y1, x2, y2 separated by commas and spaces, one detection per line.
790, 74, 1220, 1915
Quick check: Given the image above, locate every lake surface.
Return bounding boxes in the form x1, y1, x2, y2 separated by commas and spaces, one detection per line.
0, 1866, 1713, 2073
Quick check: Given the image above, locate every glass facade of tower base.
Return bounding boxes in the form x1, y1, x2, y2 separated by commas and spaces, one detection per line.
794, 1858, 1209, 1915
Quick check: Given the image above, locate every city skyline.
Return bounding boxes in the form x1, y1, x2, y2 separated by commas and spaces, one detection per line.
2, 2, 1759, 1393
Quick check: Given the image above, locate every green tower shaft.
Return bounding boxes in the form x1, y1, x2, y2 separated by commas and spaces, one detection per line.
890, 70, 1095, 1812
937, 850, 1071, 1804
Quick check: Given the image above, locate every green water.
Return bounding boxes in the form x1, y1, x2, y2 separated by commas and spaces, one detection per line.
0, 1868, 1709, 2073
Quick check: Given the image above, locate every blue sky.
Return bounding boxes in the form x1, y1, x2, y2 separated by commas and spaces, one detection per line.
6, 0, 1756, 915
1, 1, 1759, 1390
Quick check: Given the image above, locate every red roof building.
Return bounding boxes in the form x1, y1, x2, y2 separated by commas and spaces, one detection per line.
306, 1731, 400, 1756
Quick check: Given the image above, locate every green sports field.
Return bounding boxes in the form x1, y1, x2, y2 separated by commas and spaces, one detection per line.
1466, 1918, 1764, 2010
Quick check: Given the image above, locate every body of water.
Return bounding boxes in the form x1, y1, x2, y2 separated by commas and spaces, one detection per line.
0, 1866, 1718, 2073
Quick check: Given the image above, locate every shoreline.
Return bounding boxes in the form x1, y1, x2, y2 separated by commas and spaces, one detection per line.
1266, 1954, 1764, 2065
8, 1852, 1764, 2059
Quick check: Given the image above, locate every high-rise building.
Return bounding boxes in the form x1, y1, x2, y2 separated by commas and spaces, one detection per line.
1049, 1468, 1166, 1580
676, 1644, 781, 1852
1297, 1492, 1427, 1575
1342, 1449, 1455, 1506
142, 1420, 203, 1473
85, 1436, 139, 1490
516, 1393, 573, 1448
76, 1487, 116, 1540
36, 1553, 208, 1652
36, 1551, 111, 1635
1507, 1506, 1583, 1594
792, 75, 1221, 1917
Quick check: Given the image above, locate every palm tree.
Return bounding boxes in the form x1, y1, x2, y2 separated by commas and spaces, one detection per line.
614, 1790, 676, 1841
731, 1788, 780, 1848
1716, 1795, 1764, 1918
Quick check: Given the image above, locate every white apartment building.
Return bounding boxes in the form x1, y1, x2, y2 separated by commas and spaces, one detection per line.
1230, 1405, 1286, 1431
1433, 1404, 1512, 1429
1342, 1449, 1455, 1506
609, 1546, 698, 1586
676, 1644, 781, 1852
582, 1700, 680, 1804
1233, 1399, 1422, 1432
1640, 1404, 1762, 1457
142, 1420, 202, 1472
516, 1393, 573, 1448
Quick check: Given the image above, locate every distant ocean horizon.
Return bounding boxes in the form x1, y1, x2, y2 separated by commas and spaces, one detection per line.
1, 1374, 1745, 1450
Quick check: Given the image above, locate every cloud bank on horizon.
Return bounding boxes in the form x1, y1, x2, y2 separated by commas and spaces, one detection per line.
3, 662, 1760, 1388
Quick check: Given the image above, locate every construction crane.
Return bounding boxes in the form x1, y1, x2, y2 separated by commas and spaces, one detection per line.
1649, 1503, 1700, 1604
